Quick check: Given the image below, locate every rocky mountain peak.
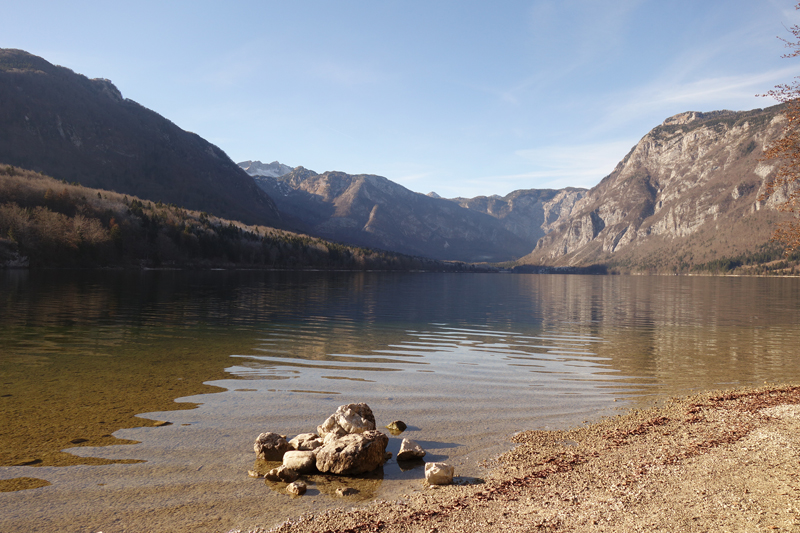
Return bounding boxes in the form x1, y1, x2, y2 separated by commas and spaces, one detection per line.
661, 109, 738, 126
238, 160, 294, 178
521, 104, 795, 271
90, 78, 123, 102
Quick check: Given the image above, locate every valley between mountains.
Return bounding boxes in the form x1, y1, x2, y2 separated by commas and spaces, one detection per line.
0, 48, 798, 273
241, 106, 799, 273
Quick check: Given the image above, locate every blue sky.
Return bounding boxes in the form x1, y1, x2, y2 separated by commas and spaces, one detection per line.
5, 1, 800, 197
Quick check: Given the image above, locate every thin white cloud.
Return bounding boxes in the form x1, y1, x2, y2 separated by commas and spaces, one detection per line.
514, 139, 635, 181
642, 67, 797, 107
588, 65, 798, 138
439, 140, 637, 197
589, 5, 800, 135
472, 0, 645, 107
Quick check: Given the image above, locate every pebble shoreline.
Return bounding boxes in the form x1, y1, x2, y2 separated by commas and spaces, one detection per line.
245, 384, 800, 533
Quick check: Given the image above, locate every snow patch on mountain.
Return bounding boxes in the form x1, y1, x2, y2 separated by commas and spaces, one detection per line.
239, 160, 294, 178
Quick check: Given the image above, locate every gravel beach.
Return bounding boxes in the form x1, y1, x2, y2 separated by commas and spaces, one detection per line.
249, 384, 800, 533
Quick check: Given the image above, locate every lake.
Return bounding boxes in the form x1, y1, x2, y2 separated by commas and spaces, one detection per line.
1, 270, 799, 532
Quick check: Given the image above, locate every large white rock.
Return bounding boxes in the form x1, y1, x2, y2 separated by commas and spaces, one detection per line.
317, 403, 376, 437
425, 462, 454, 485
283, 450, 316, 474
337, 405, 375, 433
317, 414, 347, 438
315, 430, 388, 475
396, 438, 426, 461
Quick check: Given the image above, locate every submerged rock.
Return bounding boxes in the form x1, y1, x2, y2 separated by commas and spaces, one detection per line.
316, 430, 389, 475
264, 465, 299, 483
397, 438, 426, 461
335, 487, 359, 497
425, 462, 454, 485
254, 432, 291, 461
286, 480, 307, 496
317, 403, 376, 438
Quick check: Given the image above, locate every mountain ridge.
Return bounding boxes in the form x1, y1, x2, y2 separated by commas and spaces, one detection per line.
252, 167, 538, 262
2, 49, 796, 271
0, 48, 281, 228
449, 187, 588, 246
520, 104, 798, 272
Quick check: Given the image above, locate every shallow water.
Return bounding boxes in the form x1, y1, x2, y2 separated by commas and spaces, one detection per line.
1, 271, 799, 532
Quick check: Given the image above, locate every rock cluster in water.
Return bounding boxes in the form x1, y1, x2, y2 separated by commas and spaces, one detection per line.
251, 403, 455, 495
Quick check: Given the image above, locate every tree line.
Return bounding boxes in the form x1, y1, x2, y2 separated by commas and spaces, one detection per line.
0, 165, 480, 272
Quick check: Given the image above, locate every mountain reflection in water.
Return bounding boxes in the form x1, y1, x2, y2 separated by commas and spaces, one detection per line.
1, 270, 799, 532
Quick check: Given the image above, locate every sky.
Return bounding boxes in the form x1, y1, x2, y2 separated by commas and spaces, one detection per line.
5, 1, 800, 198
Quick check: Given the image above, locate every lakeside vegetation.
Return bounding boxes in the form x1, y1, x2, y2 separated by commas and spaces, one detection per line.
504, 243, 800, 276
687, 244, 800, 275
0, 165, 478, 271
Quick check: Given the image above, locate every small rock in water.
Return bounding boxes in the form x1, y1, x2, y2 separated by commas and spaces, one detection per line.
385, 420, 407, 434
264, 465, 299, 483
286, 480, 307, 495
396, 438, 426, 461
425, 462, 454, 485
335, 487, 359, 497
254, 432, 291, 461
247, 470, 261, 478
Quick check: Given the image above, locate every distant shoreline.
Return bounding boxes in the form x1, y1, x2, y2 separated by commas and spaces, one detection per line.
4, 265, 799, 278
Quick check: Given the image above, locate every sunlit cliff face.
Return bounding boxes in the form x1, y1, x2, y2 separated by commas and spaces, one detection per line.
524, 105, 797, 271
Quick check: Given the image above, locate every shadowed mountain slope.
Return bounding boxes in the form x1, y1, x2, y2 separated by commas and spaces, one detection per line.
0, 49, 281, 227
252, 168, 536, 262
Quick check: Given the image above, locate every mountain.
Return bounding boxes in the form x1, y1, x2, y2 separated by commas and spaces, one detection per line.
239, 160, 294, 178
520, 105, 798, 272
252, 168, 535, 262
450, 188, 587, 246
0, 164, 483, 271
0, 49, 281, 227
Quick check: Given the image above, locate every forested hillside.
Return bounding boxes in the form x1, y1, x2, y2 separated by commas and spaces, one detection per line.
0, 166, 477, 272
